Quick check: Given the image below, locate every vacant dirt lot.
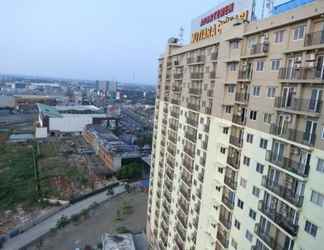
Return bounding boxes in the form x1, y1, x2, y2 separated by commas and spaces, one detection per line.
27, 191, 148, 250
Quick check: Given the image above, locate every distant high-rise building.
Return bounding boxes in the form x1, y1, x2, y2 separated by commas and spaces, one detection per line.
147, 1, 324, 250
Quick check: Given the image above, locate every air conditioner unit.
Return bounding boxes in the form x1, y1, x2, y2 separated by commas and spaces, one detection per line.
295, 56, 302, 63
285, 114, 292, 122
307, 53, 316, 61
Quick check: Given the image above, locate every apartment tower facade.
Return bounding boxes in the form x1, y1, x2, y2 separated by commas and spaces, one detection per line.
147, 1, 324, 250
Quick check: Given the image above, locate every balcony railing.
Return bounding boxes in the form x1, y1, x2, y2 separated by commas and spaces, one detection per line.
229, 135, 243, 148
182, 158, 194, 172
179, 184, 191, 201
190, 72, 204, 79
261, 176, 304, 207
210, 71, 217, 79
274, 97, 321, 114
238, 70, 253, 80
207, 89, 214, 98
269, 124, 316, 146
168, 135, 177, 144
222, 195, 234, 210
167, 146, 176, 156
305, 31, 324, 46
185, 131, 197, 143
183, 145, 195, 158
265, 150, 310, 177
224, 175, 238, 190
235, 92, 249, 104
227, 154, 240, 170
199, 157, 206, 166
186, 117, 198, 127
169, 122, 178, 131
181, 173, 192, 187
254, 224, 288, 250
205, 106, 212, 115
189, 88, 202, 95
173, 73, 183, 79
258, 200, 299, 237
216, 230, 229, 249
187, 103, 200, 111
170, 111, 179, 119
278, 67, 324, 81
201, 140, 208, 150
172, 86, 182, 92
250, 42, 269, 55
232, 115, 246, 126
171, 98, 180, 105
219, 212, 232, 230
211, 52, 218, 61
177, 212, 188, 230
178, 198, 189, 213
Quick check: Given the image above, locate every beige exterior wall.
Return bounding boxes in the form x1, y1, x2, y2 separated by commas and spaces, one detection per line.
147, 1, 324, 250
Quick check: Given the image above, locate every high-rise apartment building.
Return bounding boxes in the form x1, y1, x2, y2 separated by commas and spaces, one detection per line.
146, 1, 324, 250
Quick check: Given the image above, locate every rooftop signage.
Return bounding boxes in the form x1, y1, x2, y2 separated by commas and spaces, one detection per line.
190, 0, 253, 43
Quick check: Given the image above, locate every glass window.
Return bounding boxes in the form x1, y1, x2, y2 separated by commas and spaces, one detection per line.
271, 59, 280, 70
252, 86, 261, 96
305, 221, 318, 237
274, 30, 284, 43
293, 25, 305, 40
256, 61, 264, 71
311, 191, 324, 207
267, 87, 276, 97
317, 158, 324, 173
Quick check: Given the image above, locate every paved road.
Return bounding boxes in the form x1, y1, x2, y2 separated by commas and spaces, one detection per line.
3, 185, 126, 250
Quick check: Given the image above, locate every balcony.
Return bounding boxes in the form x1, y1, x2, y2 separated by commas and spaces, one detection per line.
190, 72, 204, 79
227, 154, 240, 170
175, 235, 185, 250
182, 157, 194, 172
274, 97, 321, 115
224, 175, 238, 190
305, 31, 324, 46
185, 131, 197, 143
196, 187, 202, 199
265, 150, 310, 178
216, 229, 229, 249
162, 201, 170, 214
261, 176, 304, 207
163, 190, 172, 204
187, 103, 200, 111
254, 224, 288, 250
238, 70, 253, 81
278, 67, 324, 82
173, 73, 183, 79
189, 88, 202, 95
249, 42, 269, 56
168, 135, 177, 144
169, 122, 178, 131
219, 212, 232, 230
232, 115, 246, 126
205, 106, 212, 115
211, 52, 218, 61
222, 195, 234, 210
171, 98, 180, 105
207, 89, 214, 98
235, 92, 249, 104
165, 169, 174, 181
177, 211, 188, 230
269, 124, 316, 146
229, 135, 243, 148
179, 184, 191, 201
172, 86, 182, 92
201, 140, 208, 150
178, 197, 189, 213
183, 145, 195, 158
258, 200, 299, 237
210, 71, 217, 79
199, 157, 206, 166
181, 172, 192, 187
170, 110, 180, 119
186, 117, 198, 127
167, 146, 176, 156
165, 178, 173, 191
175, 224, 186, 245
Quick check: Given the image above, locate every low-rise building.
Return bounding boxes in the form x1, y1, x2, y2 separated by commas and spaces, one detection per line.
83, 125, 140, 171
37, 103, 108, 136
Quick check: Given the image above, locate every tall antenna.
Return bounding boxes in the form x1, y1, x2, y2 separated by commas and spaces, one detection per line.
178, 26, 184, 44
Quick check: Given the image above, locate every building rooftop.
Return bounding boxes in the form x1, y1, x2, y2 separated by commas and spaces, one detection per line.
38, 103, 105, 118
102, 234, 136, 250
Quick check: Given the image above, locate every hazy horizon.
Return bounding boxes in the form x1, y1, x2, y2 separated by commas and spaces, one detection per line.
0, 0, 230, 84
